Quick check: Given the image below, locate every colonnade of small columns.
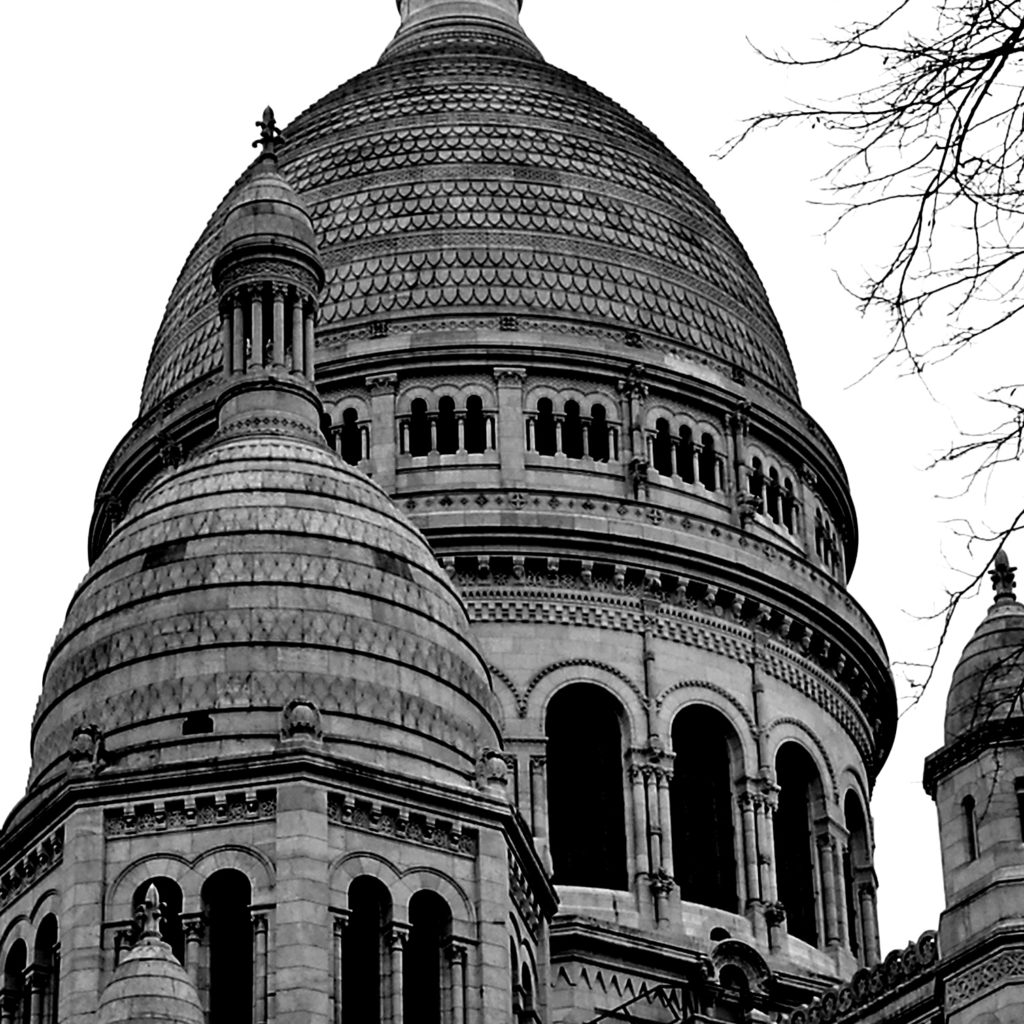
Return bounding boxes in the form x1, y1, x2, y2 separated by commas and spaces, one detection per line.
514, 741, 880, 965
329, 912, 469, 1024
219, 283, 318, 380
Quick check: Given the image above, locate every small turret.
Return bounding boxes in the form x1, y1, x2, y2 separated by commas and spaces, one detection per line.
97, 885, 203, 1024
923, 548, 1024, 987
211, 108, 328, 442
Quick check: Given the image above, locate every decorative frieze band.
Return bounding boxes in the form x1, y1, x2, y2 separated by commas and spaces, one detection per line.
0, 827, 64, 909
947, 945, 1024, 1011
104, 790, 276, 837
327, 794, 477, 857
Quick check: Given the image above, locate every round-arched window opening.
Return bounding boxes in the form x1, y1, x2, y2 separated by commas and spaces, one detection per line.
709, 926, 731, 942
202, 869, 253, 1023
343, 877, 392, 1023
546, 683, 628, 889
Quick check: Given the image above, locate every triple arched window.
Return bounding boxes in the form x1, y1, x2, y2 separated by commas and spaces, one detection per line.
747, 456, 797, 534
527, 400, 619, 462
647, 419, 722, 491
400, 395, 496, 457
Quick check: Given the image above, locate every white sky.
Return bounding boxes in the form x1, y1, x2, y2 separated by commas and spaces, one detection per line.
0, 0, 1016, 956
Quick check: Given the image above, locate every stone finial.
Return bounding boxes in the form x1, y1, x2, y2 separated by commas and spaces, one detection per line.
253, 106, 282, 159
991, 548, 1017, 603
139, 884, 163, 941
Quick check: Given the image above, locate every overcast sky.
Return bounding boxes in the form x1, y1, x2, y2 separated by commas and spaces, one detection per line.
1, 0, 1016, 955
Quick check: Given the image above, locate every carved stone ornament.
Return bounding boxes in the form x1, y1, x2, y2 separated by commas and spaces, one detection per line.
477, 747, 510, 796
68, 724, 104, 771
281, 698, 323, 741
763, 901, 786, 927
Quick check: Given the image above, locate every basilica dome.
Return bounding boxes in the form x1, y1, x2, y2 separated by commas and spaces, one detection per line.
140, 0, 798, 418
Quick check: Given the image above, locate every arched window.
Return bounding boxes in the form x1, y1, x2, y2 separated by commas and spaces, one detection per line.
343, 877, 391, 1023
33, 916, 59, 1024
767, 468, 781, 523
409, 398, 431, 457
339, 407, 364, 466
546, 684, 628, 889
963, 795, 979, 861
589, 404, 610, 462
436, 396, 458, 455
774, 744, 823, 947
782, 478, 796, 533
562, 400, 583, 459
133, 878, 184, 964
406, 892, 452, 1024
698, 433, 718, 491
535, 399, 556, 456
671, 706, 738, 912
202, 869, 252, 1024
652, 418, 674, 476
520, 964, 536, 1019
3, 941, 28, 1024
465, 395, 487, 454
749, 457, 764, 499
677, 426, 695, 483
844, 792, 870, 957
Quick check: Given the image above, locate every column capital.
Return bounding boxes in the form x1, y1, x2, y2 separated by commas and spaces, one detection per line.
443, 938, 469, 965
493, 365, 527, 386
387, 923, 411, 950
251, 912, 268, 933
182, 916, 206, 940
366, 373, 398, 395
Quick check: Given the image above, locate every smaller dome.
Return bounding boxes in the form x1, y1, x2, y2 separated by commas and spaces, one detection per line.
212, 108, 323, 292
98, 887, 203, 1024
945, 550, 1024, 742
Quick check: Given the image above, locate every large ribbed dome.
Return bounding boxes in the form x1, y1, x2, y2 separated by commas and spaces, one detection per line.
32, 431, 500, 793
140, 4, 798, 416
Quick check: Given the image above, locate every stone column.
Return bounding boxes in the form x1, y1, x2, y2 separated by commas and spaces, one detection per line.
27, 969, 44, 1024
657, 769, 674, 882
630, 763, 650, 882
446, 942, 467, 1024
233, 295, 246, 372
367, 374, 399, 491
762, 789, 779, 903
388, 926, 408, 1024
251, 287, 265, 367
833, 842, 848, 950
183, 918, 204, 986
291, 295, 305, 373
220, 306, 233, 376
303, 306, 316, 380
457, 416, 466, 454
494, 367, 526, 485
859, 884, 880, 966
554, 417, 564, 455
818, 836, 840, 947
529, 756, 547, 840
644, 767, 661, 877
739, 792, 760, 905
252, 913, 269, 1024
332, 916, 346, 1024
754, 798, 772, 902
272, 286, 287, 367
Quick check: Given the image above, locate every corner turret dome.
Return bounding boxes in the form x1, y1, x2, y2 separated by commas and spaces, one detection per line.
97, 886, 204, 1024
945, 550, 1024, 742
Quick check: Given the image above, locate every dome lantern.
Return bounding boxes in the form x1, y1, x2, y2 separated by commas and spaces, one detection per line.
212, 107, 325, 388
211, 107, 328, 443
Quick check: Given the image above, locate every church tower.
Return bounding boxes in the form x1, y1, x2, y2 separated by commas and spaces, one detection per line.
2, 2, 899, 1022
923, 549, 1024, 1023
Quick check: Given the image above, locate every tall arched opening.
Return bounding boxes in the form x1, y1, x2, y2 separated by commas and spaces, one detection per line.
343, 877, 392, 1024
844, 791, 870, 957
202, 869, 253, 1023
405, 891, 452, 1024
546, 684, 628, 889
774, 743, 824, 946
133, 877, 184, 964
671, 705, 739, 911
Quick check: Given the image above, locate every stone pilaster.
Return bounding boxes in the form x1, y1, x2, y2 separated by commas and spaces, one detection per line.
367, 374, 398, 490
494, 368, 526, 485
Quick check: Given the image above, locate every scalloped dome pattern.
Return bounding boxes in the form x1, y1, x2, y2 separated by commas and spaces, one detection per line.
141, 31, 798, 415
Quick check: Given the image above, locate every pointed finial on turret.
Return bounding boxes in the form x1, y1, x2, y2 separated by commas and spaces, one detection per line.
137, 883, 163, 941
253, 106, 282, 160
991, 548, 1017, 603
